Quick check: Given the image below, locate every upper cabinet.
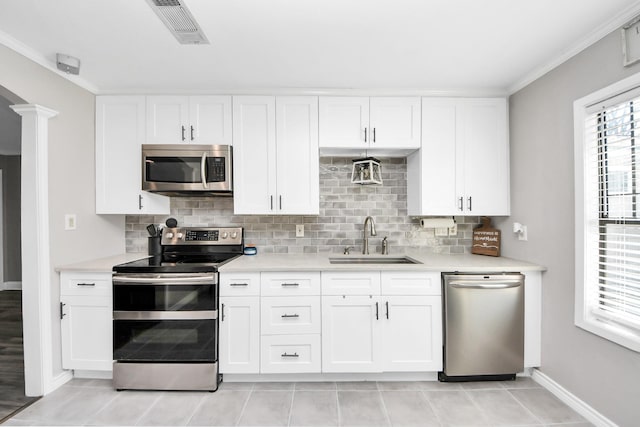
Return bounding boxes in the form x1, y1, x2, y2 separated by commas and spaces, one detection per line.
146, 96, 232, 145
233, 96, 319, 215
407, 98, 510, 216
95, 96, 170, 215
319, 97, 421, 156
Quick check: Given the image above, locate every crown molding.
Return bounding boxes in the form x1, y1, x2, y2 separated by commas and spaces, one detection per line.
0, 29, 99, 94
508, 1, 640, 95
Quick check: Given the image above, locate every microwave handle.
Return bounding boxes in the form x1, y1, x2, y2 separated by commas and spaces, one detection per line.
200, 152, 208, 189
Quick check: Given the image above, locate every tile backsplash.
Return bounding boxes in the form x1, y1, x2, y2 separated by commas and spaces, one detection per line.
126, 157, 479, 254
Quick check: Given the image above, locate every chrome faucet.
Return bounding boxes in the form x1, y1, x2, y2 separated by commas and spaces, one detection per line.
362, 216, 377, 255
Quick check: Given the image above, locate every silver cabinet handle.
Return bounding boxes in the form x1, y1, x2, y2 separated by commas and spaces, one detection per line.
281, 313, 300, 318
281, 352, 299, 358
364, 127, 368, 142
221, 303, 225, 321
139, 194, 144, 210
458, 197, 463, 211
385, 301, 389, 319
76, 282, 95, 287
200, 152, 208, 189
60, 302, 66, 319
281, 283, 299, 287
181, 125, 186, 141
375, 301, 379, 320
373, 127, 376, 143
467, 196, 472, 211
229, 283, 248, 287
190, 125, 194, 141
279, 195, 282, 210
270, 195, 273, 210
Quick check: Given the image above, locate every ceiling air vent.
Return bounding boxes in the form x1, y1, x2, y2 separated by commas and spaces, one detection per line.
147, 0, 209, 45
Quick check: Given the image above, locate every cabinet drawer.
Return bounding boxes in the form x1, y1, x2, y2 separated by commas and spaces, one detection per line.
220, 273, 260, 296
322, 271, 381, 295
60, 272, 112, 296
261, 296, 320, 335
261, 272, 320, 296
260, 334, 321, 373
381, 272, 441, 295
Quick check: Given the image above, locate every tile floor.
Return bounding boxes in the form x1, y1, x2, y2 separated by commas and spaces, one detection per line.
1, 377, 592, 426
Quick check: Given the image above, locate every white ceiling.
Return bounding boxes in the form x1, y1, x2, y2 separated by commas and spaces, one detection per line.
1, 0, 640, 95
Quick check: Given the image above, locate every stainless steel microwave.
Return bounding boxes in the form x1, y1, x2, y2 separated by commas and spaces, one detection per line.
142, 144, 232, 195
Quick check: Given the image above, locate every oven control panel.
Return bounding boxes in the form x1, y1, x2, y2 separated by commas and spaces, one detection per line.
161, 227, 243, 246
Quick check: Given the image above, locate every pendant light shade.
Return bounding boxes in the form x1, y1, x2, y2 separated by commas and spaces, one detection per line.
351, 157, 383, 185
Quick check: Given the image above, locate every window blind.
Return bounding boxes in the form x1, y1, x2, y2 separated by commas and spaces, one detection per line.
585, 95, 640, 331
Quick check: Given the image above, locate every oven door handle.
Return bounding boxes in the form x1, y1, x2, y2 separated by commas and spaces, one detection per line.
113, 274, 215, 285
113, 310, 218, 320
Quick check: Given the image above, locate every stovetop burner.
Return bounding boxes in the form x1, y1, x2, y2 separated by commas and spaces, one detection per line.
113, 226, 244, 274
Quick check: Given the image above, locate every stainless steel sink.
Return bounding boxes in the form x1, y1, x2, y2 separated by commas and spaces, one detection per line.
329, 256, 422, 265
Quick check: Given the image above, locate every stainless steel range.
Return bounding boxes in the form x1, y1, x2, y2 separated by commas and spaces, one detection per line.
112, 226, 243, 391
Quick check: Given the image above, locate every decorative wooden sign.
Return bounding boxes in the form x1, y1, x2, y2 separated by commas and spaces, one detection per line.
472, 217, 501, 257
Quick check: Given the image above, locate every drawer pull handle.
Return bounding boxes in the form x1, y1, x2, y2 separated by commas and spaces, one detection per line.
281, 313, 300, 318
77, 282, 96, 287
281, 352, 299, 358
281, 283, 299, 287
229, 283, 248, 287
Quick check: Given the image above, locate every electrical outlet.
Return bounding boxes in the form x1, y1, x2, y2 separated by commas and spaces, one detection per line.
448, 224, 457, 236
296, 224, 304, 237
435, 227, 448, 237
65, 214, 76, 230
518, 225, 528, 241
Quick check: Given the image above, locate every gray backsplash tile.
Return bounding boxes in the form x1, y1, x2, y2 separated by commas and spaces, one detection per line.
125, 157, 480, 254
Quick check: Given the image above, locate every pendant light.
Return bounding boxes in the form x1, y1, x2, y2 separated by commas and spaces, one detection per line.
351, 156, 383, 185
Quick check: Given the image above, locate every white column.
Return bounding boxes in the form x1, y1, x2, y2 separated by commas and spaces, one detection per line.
10, 104, 58, 397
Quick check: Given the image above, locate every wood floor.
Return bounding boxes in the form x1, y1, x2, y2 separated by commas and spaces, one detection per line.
0, 291, 38, 423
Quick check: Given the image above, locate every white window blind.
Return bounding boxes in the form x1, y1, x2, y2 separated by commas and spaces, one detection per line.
585, 94, 640, 331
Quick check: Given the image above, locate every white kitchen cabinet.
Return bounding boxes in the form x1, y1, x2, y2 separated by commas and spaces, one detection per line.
319, 96, 421, 155
407, 97, 509, 216
219, 296, 260, 374
146, 95, 232, 145
381, 296, 442, 371
95, 96, 170, 215
233, 96, 319, 215
321, 271, 442, 373
321, 295, 382, 373
59, 271, 113, 372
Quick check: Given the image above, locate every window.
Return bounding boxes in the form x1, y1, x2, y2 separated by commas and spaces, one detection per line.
575, 73, 640, 352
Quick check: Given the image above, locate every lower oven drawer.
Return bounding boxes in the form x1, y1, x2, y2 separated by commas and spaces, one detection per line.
260, 334, 321, 373
113, 318, 217, 362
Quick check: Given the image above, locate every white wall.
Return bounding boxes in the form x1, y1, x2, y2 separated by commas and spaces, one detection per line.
0, 44, 125, 380
495, 30, 640, 426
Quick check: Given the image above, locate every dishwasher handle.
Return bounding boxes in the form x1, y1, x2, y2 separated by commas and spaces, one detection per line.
449, 281, 522, 289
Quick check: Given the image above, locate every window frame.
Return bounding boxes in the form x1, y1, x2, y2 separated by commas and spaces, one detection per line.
574, 72, 640, 353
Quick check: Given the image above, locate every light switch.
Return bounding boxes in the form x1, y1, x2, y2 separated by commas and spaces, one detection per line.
65, 214, 77, 230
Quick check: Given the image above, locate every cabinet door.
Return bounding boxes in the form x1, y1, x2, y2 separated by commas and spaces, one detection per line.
275, 96, 319, 214
321, 296, 382, 373
219, 296, 260, 374
319, 97, 369, 149
381, 296, 442, 372
95, 96, 169, 215
232, 96, 277, 214
460, 98, 510, 215
369, 97, 421, 149
189, 96, 232, 145
146, 96, 190, 144
61, 296, 112, 371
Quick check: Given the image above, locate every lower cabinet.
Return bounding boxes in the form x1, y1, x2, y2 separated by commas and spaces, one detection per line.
219, 296, 260, 374
59, 271, 113, 372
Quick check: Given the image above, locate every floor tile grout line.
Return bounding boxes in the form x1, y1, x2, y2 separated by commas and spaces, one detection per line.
336, 389, 342, 427
234, 385, 254, 427
375, 388, 392, 427
419, 389, 444, 427
182, 392, 208, 427
461, 386, 493, 426
286, 389, 295, 427
131, 391, 164, 426
506, 388, 548, 425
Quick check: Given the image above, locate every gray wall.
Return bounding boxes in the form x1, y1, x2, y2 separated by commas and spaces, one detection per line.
0, 155, 21, 281
126, 157, 480, 254
495, 30, 640, 426
0, 44, 125, 380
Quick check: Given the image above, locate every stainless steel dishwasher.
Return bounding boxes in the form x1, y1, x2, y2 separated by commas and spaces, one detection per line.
439, 273, 524, 382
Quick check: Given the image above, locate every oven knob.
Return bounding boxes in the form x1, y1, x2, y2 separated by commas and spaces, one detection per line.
231, 232, 238, 239
177, 232, 184, 239
221, 232, 229, 239
166, 232, 174, 238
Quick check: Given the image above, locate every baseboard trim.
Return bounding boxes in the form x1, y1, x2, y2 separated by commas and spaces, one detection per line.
1, 281, 22, 290
531, 369, 618, 427
44, 371, 74, 395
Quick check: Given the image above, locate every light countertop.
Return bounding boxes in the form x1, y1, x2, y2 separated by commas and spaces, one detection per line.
55, 253, 147, 273
219, 251, 545, 273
